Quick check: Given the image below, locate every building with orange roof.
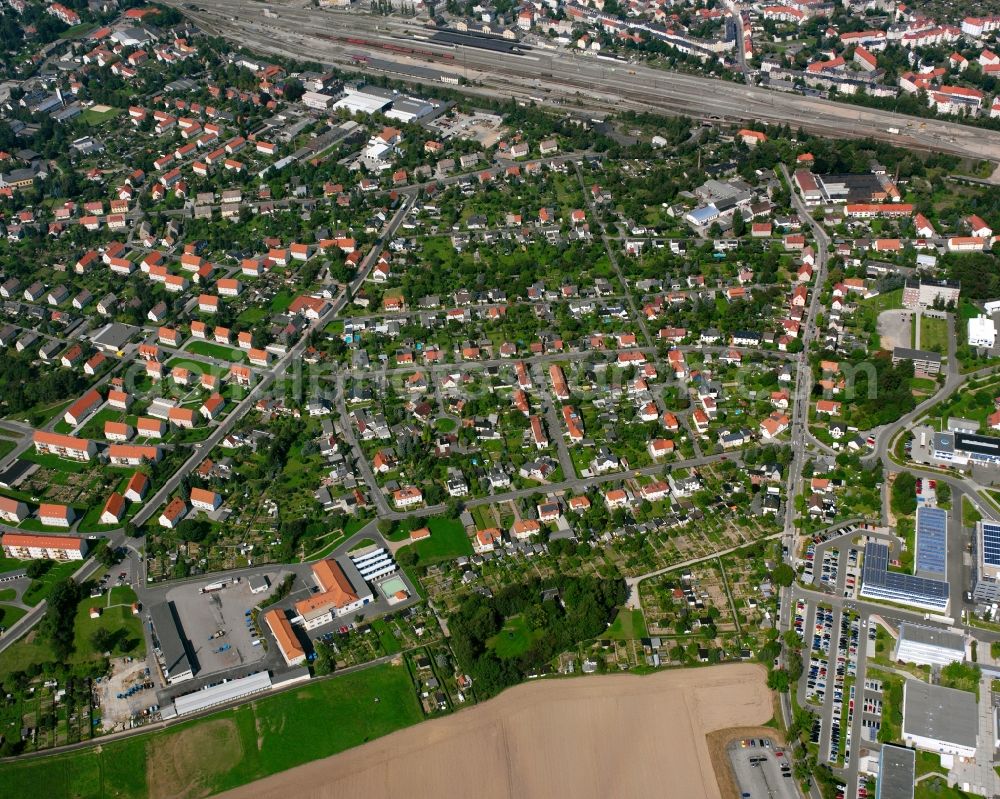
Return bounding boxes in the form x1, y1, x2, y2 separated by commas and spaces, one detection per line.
100, 492, 127, 525
105, 421, 134, 441
33, 431, 96, 461
473, 528, 502, 553
567, 495, 591, 512
158, 497, 187, 528
125, 471, 149, 503
64, 388, 103, 426
393, 486, 423, 508
190, 487, 221, 512
549, 364, 570, 400
0, 497, 28, 524
510, 519, 541, 541
230, 364, 252, 386
2, 532, 87, 560
200, 393, 225, 420
816, 399, 841, 416
604, 488, 630, 509
137, 417, 166, 438
294, 558, 372, 629
264, 609, 306, 667
108, 389, 132, 410
38, 503, 74, 528
168, 406, 196, 429
109, 444, 162, 466
409, 527, 431, 542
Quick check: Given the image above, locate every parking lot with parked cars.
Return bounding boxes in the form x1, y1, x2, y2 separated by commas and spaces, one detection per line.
794, 594, 867, 769
804, 602, 833, 704
727, 738, 798, 799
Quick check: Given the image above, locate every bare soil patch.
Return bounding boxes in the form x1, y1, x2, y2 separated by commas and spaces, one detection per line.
214, 663, 772, 799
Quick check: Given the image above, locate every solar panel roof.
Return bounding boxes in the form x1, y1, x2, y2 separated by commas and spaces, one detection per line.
862, 542, 950, 601
981, 522, 1000, 568
915, 507, 947, 576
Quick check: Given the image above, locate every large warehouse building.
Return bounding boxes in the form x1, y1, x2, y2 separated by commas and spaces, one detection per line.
166, 671, 272, 719
893, 624, 965, 667
149, 601, 196, 685
332, 86, 392, 116
901, 680, 978, 759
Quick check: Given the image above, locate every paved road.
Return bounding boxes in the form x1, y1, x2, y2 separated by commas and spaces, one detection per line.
780, 163, 831, 552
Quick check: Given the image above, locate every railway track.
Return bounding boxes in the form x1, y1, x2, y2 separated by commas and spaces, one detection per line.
170, 0, 1000, 162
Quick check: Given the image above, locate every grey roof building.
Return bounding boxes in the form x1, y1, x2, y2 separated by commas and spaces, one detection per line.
901, 680, 977, 757
877, 745, 914, 799
894, 623, 964, 667
149, 601, 196, 685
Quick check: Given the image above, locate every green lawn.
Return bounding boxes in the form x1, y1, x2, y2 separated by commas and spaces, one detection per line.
301, 531, 348, 561
963, 496, 983, 526
19, 449, 91, 473
80, 106, 121, 125
0, 588, 15, 601
0, 585, 143, 674
0, 603, 26, 629
909, 377, 937, 393
488, 614, 541, 659
270, 290, 293, 314
939, 662, 981, 698
434, 417, 457, 433
236, 306, 268, 325
371, 618, 402, 655
412, 516, 473, 562
916, 751, 942, 777
21, 560, 81, 606
915, 776, 984, 799
606, 608, 649, 640
859, 288, 903, 316
0, 556, 27, 575
920, 315, 949, 355
58, 22, 96, 39
0, 627, 55, 674
0, 662, 422, 799
71, 587, 144, 662
77, 499, 133, 534
11, 398, 73, 428
185, 340, 247, 363
875, 670, 905, 744
76, 407, 127, 440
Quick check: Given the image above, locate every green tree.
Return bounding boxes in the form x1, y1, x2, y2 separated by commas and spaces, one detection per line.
772, 563, 795, 587
90, 627, 115, 654
25, 560, 49, 579
890, 472, 917, 516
